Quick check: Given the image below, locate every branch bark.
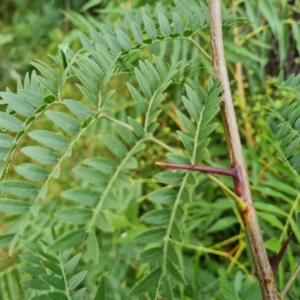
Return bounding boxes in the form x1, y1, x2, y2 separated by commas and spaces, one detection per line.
209, 1, 280, 299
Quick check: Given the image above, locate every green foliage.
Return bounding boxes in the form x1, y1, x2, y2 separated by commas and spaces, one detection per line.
0, 0, 300, 299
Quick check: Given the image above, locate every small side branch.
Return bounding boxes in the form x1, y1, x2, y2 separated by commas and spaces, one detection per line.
155, 162, 238, 178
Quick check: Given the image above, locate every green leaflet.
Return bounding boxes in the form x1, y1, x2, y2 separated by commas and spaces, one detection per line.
47, 292, 68, 300
166, 153, 190, 164
255, 202, 288, 217
121, 156, 138, 169
176, 131, 193, 153
39, 252, 60, 264
78, 54, 104, 80
173, 13, 184, 35
257, 212, 284, 231
21, 146, 59, 165
113, 173, 133, 188
0, 181, 38, 198
28, 130, 69, 151
131, 21, 144, 45
143, 14, 157, 40
40, 274, 65, 290
20, 253, 41, 264
63, 99, 93, 120
68, 270, 87, 290
0, 92, 35, 117
94, 275, 115, 300
130, 266, 162, 296
163, 275, 174, 300
0, 133, 14, 148
106, 34, 121, 54
19, 266, 45, 276
64, 253, 82, 274
36, 75, 58, 95
72, 288, 87, 300
54, 208, 93, 224
148, 188, 177, 205
31, 293, 49, 299
95, 209, 112, 232
181, 95, 199, 121
76, 58, 101, 87
87, 230, 99, 262
41, 261, 62, 276
76, 84, 97, 106
128, 117, 144, 138
207, 216, 239, 233
144, 60, 161, 87
127, 83, 147, 113
84, 157, 117, 174
155, 170, 185, 185
176, 110, 195, 135
138, 60, 157, 92
31, 61, 59, 87
74, 167, 109, 188
18, 88, 44, 107
0, 233, 15, 248
73, 67, 99, 95
49, 229, 86, 252
167, 258, 186, 284
0, 111, 23, 132
0, 148, 8, 161
15, 163, 49, 182
45, 111, 81, 134
141, 209, 171, 225
135, 228, 166, 243
115, 28, 131, 51
137, 247, 163, 263
101, 135, 128, 157
134, 68, 152, 99
167, 243, 181, 266
21, 279, 50, 291
264, 237, 280, 253
158, 12, 171, 36
61, 188, 100, 206
101, 90, 116, 106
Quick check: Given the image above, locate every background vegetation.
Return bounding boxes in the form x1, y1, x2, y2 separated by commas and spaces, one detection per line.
0, 0, 300, 299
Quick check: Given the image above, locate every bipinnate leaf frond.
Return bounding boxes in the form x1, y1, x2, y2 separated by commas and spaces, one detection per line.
131, 80, 222, 297
19, 240, 88, 299
0, 1, 243, 298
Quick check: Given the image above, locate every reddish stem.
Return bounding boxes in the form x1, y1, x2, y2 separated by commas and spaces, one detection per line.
156, 162, 238, 179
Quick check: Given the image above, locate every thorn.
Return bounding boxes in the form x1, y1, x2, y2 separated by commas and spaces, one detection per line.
156, 162, 238, 178
271, 233, 293, 275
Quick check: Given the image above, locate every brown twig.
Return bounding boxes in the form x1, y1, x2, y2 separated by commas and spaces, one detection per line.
209, 0, 279, 299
